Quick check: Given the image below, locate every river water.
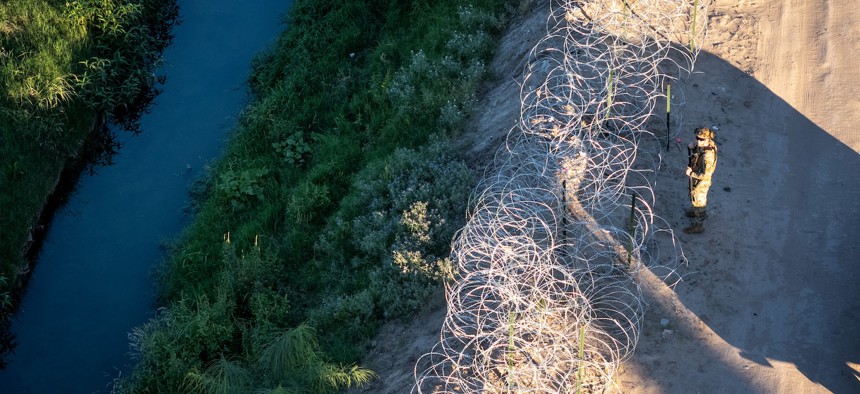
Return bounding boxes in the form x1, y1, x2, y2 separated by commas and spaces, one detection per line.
0, 1, 290, 391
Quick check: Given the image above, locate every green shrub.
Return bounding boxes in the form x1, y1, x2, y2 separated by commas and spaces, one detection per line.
272, 133, 311, 166
384, 4, 502, 136
310, 140, 473, 341
71, 0, 179, 131
305, 290, 377, 360
218, 167, 271, 211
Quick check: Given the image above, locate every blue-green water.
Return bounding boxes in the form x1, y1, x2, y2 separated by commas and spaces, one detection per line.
0, 1, 291, 391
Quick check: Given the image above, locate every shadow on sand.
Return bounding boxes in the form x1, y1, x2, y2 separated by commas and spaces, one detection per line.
626, 48, 860, 393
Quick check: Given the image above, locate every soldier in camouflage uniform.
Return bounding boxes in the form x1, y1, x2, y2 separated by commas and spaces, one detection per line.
684, 127, 717, 234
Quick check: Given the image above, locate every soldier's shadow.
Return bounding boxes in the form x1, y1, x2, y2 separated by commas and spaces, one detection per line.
633, 47, 860, 393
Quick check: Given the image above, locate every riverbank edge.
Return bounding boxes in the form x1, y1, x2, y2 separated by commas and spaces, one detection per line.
0, 0, 180, 367
12, 112, 105, 301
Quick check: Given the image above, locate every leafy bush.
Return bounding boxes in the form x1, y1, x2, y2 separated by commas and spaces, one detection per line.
126, 241, 374, 392
311, 141, 473, 334
286, 180, 331, 225
385, 4, 502, 135
273, 133, 311, 166
218, 167, 271, 210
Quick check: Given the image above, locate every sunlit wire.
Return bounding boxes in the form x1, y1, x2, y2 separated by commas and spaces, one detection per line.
413, 0, 707, 392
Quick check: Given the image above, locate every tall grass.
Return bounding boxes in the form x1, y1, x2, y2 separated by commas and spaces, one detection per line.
0, 1, 86, 109
122, 0, 523, 391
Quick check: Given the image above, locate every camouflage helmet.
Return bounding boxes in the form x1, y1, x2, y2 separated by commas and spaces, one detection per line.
695, 127, 714, 140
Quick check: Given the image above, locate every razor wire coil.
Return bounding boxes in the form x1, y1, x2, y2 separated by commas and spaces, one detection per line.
413, 1, 707, 392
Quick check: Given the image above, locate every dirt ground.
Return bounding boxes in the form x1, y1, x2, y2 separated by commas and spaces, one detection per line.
347, 0, 860, 392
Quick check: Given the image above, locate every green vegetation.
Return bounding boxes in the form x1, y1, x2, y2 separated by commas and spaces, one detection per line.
0, 0, 178, 366
121, 0, 524, 391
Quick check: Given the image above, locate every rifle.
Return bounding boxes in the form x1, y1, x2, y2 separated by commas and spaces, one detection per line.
687, 146, 694, 192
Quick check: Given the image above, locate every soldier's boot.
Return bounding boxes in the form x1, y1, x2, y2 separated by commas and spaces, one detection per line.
683, 222, 705, 234
685, 207, 708, 219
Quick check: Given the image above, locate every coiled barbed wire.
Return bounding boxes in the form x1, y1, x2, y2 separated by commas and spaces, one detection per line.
414, 0, 707, 392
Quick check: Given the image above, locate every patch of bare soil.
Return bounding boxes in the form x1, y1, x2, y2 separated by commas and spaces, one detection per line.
348, 0, 860, 392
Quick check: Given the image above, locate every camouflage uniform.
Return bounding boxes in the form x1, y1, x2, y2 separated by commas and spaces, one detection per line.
685, 127, 717, 234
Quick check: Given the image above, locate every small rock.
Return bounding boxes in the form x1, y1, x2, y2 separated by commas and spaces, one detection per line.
661, 329, 673, 339
660, 318, 670, 328
723, 186, 731, 192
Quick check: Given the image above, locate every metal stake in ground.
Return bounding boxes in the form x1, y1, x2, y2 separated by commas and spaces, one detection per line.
628, 193, 637, 267
666, 84, 671, 151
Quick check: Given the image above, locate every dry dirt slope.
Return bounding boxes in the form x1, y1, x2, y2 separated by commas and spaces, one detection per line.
349, 0, 860, 392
